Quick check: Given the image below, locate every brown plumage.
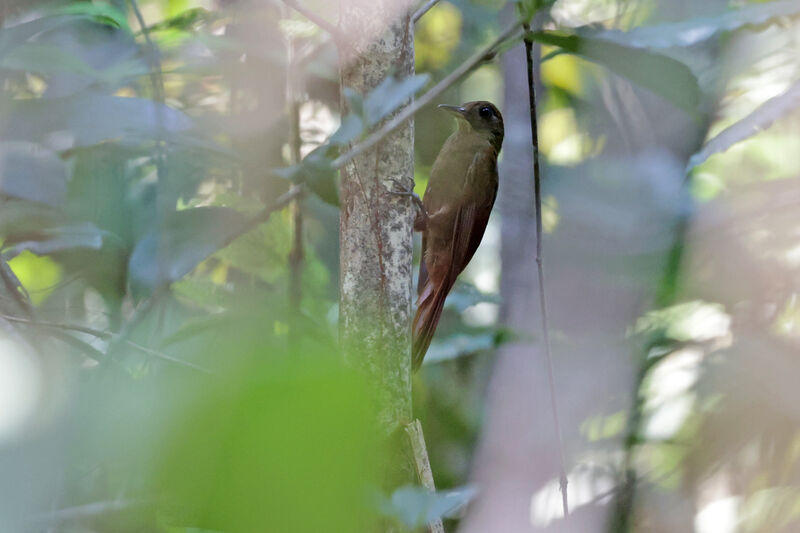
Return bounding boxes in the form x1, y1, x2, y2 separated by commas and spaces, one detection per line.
412, 101, 504, 370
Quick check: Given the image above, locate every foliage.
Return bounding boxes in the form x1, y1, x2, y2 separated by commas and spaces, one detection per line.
0, 0, 799, 532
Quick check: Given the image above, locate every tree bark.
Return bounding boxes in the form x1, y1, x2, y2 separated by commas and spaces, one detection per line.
338, 0, 415, 431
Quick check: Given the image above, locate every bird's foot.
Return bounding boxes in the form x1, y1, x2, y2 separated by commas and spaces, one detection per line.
387, 179, 429, 230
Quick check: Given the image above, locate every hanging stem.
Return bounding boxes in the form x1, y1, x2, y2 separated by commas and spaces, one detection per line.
523, 22, 569, 518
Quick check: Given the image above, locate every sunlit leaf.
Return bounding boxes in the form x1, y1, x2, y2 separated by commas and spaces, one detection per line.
7, 250, 61, 305
689, 82, 800, 170
582, 0, 800, 49
527, 31, 701, 116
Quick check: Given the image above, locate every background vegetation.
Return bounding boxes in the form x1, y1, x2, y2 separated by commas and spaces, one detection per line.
1, 0, 799, 532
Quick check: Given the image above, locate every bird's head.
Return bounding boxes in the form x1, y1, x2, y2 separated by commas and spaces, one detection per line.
438, 101, 504, 152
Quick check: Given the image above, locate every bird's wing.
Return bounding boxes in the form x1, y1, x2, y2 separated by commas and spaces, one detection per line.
411, 150, 497, 369
447, 150, 497, 278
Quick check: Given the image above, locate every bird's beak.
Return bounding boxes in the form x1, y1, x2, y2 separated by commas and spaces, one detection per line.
437, 104, 466, 118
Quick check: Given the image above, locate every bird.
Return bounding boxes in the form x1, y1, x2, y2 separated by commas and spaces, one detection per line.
410, 100, 504, 370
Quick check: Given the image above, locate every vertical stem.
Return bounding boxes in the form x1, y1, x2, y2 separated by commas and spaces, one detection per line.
523, 23, 569, 517
287, 36, 304, 323
405, 420, 445, 533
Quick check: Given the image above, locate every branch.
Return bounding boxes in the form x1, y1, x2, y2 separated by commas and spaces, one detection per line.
330, 21, 522, 170
412, 0, 440, 23
0, 314, 212, 374
282, 0, 339, 37
215, 24, 521, 259
405, 420, 445, 533
523, 23, 569, 517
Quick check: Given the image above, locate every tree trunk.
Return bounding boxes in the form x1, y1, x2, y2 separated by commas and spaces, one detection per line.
338, 1, 415, 431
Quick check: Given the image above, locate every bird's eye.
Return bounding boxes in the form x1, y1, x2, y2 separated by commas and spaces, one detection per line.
479, 106, 493, 119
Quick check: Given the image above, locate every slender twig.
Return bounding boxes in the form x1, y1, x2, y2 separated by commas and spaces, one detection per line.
0, 314, 212, 374
405, 420, 445, 533
282, 0, 339, 37
330, 21, 522, 170
523, 22, 569, 517
412, 0, 440, 23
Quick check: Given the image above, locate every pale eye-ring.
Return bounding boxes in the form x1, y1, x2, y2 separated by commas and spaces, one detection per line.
479, 106, 493, 119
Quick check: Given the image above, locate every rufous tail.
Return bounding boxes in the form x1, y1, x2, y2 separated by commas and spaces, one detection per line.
411, 280, 450, 371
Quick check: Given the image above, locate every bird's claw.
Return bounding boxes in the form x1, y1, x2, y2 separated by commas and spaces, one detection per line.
387, 179, 429, 230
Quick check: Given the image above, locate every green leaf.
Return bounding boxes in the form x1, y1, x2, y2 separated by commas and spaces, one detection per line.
380, 485, 478, 528
274, 146, 339, 206
582, 0, 800, 50
528, 31, 701, 116
142, 7, 215, 33
515, 0, 557, 25
49, 3, 131, 33
129, 207, 250, 289
689, 82, 800, 170
363, 73, 430, 127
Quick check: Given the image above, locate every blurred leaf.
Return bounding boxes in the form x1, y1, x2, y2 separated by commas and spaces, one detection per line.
0, 43, 99, 77
380, 485, 478, 528
515, 0, 557, 25
275, 146, 339, 206
363, 73, 430, 127
445, 282, 499, 313
343, 87, 364, 118
689, 82, 800, 170
0, 142, 67, 206
1, 93, 193, 147
158, 356, 380, 533
0, 199, 59, 235
329, 114, 365, 146
129, 207, 250, 290
583, 0, 800, 49
0, 16, 80, 59
48, 3, 131, 32
3, 222, 108, 259
424, 333, 496, 364
8, 250, 61, 305
528, 31, 701, 116
145, 7, 216, 33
